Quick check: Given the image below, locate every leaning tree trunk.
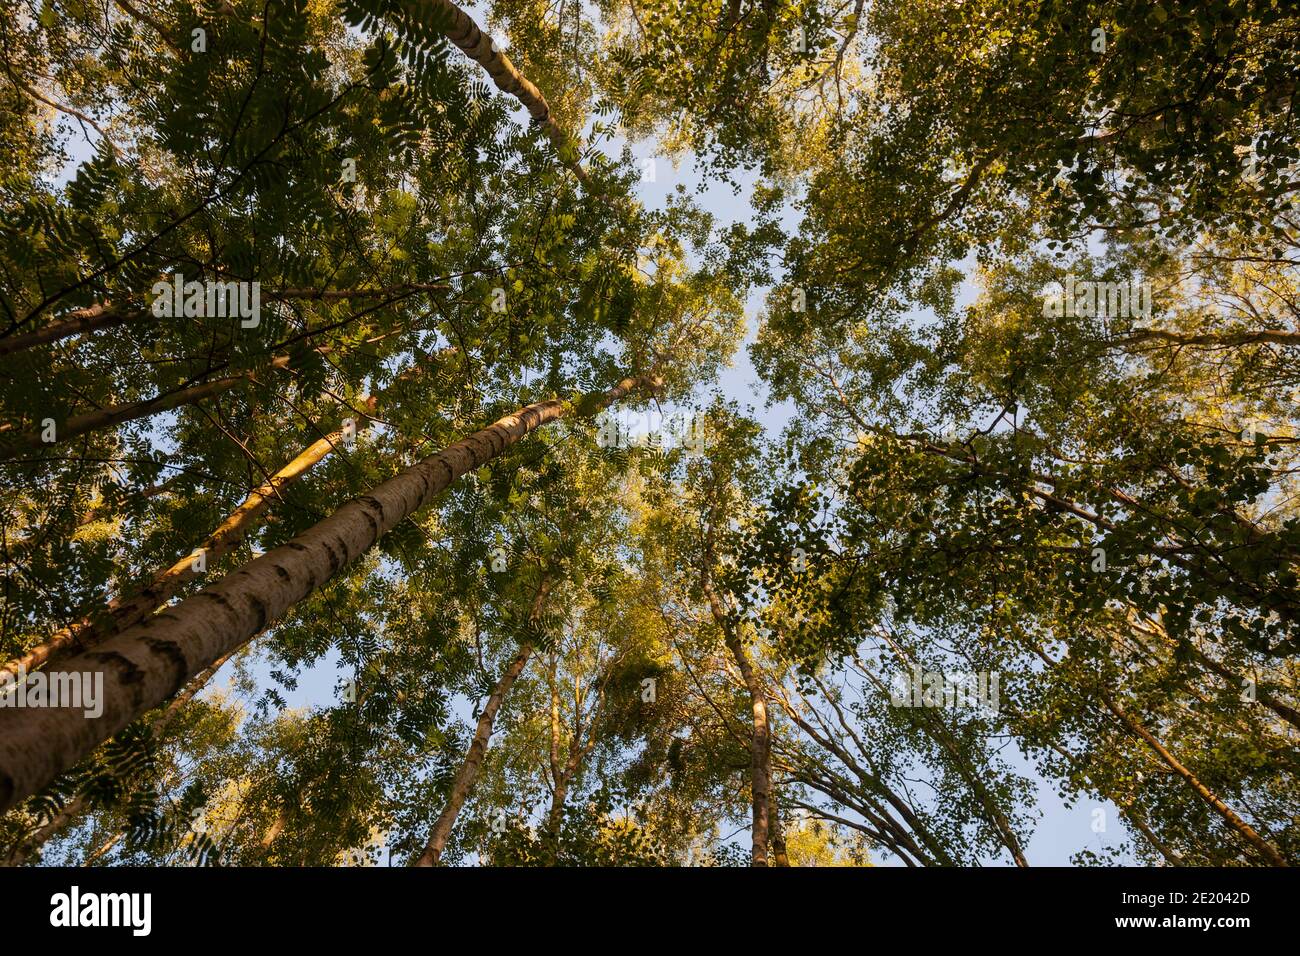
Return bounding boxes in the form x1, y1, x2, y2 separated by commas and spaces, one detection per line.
412, 575, 554, 866
1098, 690, 1289, 866
0, 303, 136, 358
0, 649, 235, 866
0, 336, 363, 460
700, 528, 772, 866
0, 371, 260, 461
402, 0, 628, 211
3, 347, 460, 679
0, 280, 450, 359
2, 422, 359, 679
414, 0, 582, 172
1033, 645, 1289, 866
0, 375, 655, 812
870, 632, 1029, 866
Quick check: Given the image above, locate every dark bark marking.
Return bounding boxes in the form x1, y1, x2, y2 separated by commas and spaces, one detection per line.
139, 637, 190, 691
85, 649, 146, 686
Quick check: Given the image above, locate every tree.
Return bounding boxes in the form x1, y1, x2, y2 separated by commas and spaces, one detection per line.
3, 0, 1297, 869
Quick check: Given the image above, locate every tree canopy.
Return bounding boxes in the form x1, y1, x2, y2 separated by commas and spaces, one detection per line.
1, 0, 1297, 868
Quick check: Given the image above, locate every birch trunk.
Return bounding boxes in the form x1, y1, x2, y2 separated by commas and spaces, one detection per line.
408, 0, 621, 202
416, 0, 578, 163
1034, 646, 1288, 866
4, 346, 458, 678
724, 628, 772, 867
0, 649, 235, 866
0, 376, 653, 812
770, 795, 790, 866
1099, 691, 1289, 866
3, 416, 365, 679
700, 528, 771, 866
413, 575, 554, 866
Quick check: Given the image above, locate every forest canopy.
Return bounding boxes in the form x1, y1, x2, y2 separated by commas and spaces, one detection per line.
0, 0, 1297, 868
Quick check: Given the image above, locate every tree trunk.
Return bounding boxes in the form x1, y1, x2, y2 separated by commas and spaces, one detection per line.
3, 421, 362, 679
700, 536, 771, 866
0, 376, 655, 812
0, 281, 451, 358
0, 373, 262, 461
0, 649, 234, 866
404, 0, 627, 207
1037, 731, 1184, 866
4, 346, 458, 678
415, 0, 578, 165
770, 794, 790, 866
1030, 643, 1289, 866
1119, 327, 1300, 348
1098, 691, 1289, 866
544, 699, 604, 846
413, 575, 554, 866
0, 343, 360, 460
0, 304, 135, 358
726, 630, 772, 867
867, 635, 1030, 866
260, 808, 287, 850
773, 684, 953, 865
1124, 615, 1300, 732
